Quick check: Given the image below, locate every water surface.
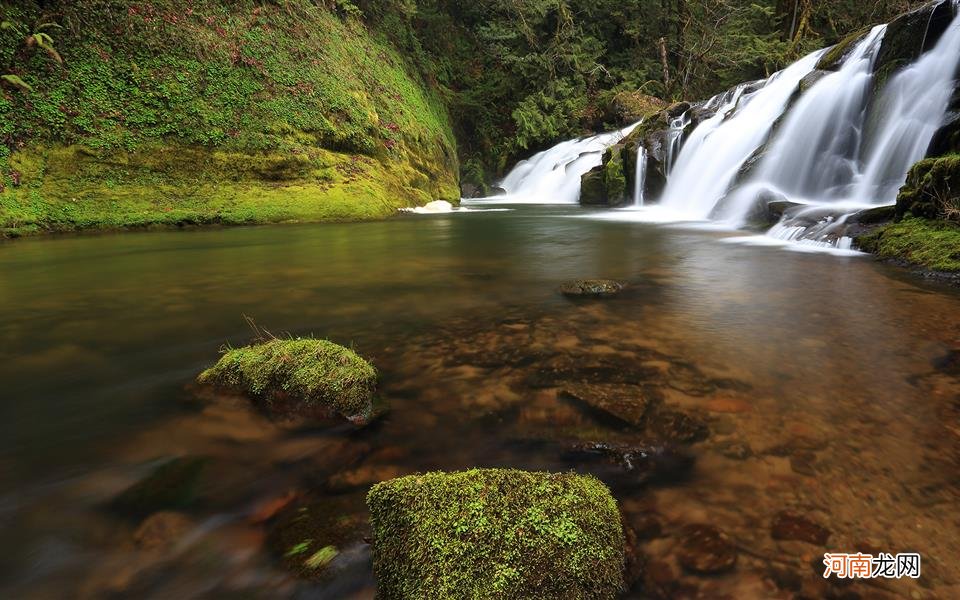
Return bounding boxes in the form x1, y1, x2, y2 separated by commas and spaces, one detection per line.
1, 206, 958, 598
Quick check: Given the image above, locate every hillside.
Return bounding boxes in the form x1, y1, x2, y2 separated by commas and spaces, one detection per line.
0, 0, 459, 237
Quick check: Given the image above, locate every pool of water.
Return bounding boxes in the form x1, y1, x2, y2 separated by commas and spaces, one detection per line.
1, 205, 958, 598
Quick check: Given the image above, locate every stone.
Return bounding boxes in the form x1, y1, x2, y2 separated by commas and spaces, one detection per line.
649, 409, 709, 444
560, 383, 660, 429
676, 524, 738, 575
367, 469, 625, 598
771, 511, 831, 546
558, 279, 625, 298
133, 511, 194, 550
112, 456, 208, 517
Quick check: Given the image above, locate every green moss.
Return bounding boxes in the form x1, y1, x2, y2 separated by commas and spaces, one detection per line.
857, 217, 960, 271
0, 0, 458, 235
816, 27, 870, 71
895, 154, 960, 221
601, 146, 627, 206
198, 337, 377, 423
367, 469, 625, 599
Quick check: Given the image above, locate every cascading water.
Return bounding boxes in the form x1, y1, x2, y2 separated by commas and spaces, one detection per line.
490, 123, 638, 204
721, 25, 888, 219
746, 4, 960, 248
658, 50, 825, 219
633, 147, 647, 207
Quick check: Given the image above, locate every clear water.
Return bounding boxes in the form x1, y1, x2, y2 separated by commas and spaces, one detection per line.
2, 208, 959, 598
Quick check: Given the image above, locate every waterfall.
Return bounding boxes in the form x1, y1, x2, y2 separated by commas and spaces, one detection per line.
720, 25, 888, 221
633, 147, 647, 207
658, 50, 825, 219
738, 5, 960, 248
490, 123, 639, 204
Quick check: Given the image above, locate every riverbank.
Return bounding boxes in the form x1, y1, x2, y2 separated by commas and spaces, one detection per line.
0, 1, 459, 238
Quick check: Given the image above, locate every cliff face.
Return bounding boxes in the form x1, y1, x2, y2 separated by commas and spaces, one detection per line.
0, 0, 459, 237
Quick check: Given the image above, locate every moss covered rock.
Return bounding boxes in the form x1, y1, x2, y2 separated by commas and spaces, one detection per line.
856, 216, 960, 271
198, 337, 377, 423
874, 0, 956, 87
579, 146, 628, 207
895, 154, 960, 220
367, 469, 625, 599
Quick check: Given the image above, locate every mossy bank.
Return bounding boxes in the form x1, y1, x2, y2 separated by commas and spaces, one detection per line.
0, 0, 459, 238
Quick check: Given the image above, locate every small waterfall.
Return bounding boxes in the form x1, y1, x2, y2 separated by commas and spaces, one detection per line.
493, 123, 639, 204
658, 50, 825, 219
633, 147, 647, 207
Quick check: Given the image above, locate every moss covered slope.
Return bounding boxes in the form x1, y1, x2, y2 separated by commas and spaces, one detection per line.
367, 469, 625, 599
0, 0, 459, 237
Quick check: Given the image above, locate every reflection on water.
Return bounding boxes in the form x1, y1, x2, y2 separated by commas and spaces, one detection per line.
1, 206, 959, 598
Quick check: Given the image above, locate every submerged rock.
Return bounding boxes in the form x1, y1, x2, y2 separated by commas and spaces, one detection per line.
367, 469, 625, 599
648, 408, 710, 444
560, 383, 660, 429
771, 511, 831, 546
267, 493, 369, 580
133, 511, 195, 550
112, 457, 208, 517
558, 279, 625, 298
676, 524, 738, 575
197, 338, 377, 424
564, 441, 694, 487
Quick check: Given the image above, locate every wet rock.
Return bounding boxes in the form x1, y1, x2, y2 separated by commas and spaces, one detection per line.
790, 451, 818, 476
133, 511, 194, 550
525, 353, 664, 389
649, 409, 709, 444
112, 457, 208, 517
666, 363, 716, 396
560, 383, 660, 429
249, 490, 302, 524
558, 279, 625, 298
623, 517, 647, 591
716, 440, 753, 460
565, 441, 694, 487
771, 511, 831, 546
799, 69, 830, 93
624, 510, 664, 541
676, 524, 738, 575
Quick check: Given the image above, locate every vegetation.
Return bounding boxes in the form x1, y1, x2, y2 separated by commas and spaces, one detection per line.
198, 337, 378, 423
0, 0, 458, 237
857, 217, 960, 272
367, 468, 624, 599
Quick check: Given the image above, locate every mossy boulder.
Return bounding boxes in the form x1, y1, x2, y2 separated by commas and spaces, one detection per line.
580, 146, 628, 207
607, 91, 668, 125
367, 469, 625, 599
895, 154, 960, 220
558, 279, 626, 297
198, 337, 377, 424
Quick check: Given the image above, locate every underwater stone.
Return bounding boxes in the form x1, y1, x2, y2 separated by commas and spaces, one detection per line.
558, 279, 625, 298
112, 457, 208, 516
676, 524, 738, 575
367, 469, 625, 599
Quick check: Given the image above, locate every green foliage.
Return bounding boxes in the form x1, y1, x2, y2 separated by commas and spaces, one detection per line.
198, 337, 378, 421
367, 468, 625, 599
857, 217, 960, 272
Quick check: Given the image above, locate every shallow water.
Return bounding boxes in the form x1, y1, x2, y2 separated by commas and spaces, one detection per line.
1, 205, 959, 598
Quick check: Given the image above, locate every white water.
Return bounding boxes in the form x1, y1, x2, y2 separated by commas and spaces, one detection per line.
720, 25, 888, 221
633, 147, 647, 207
488, 123, 639, 204
658, 50, 825, 219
